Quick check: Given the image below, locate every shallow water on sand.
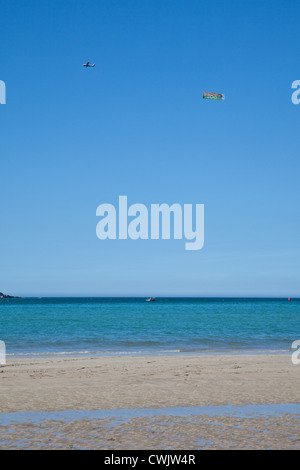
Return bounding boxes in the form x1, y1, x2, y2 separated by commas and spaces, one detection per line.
1, 404, 300, 450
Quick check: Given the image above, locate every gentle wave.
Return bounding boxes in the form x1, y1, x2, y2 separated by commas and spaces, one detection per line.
6, 349, 182, 358
6, 348, 292, 359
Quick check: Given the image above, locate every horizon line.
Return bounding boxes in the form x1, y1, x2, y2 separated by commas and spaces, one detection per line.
2, 295, 298, 299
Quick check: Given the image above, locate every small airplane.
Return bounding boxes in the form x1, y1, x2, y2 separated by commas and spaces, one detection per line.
83, 61, 95, 67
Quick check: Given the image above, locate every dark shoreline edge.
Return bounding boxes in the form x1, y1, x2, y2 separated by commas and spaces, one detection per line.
0, 292, 21, 299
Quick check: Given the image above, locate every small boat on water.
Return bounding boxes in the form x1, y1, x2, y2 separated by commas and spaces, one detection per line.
146, 297, 156, 302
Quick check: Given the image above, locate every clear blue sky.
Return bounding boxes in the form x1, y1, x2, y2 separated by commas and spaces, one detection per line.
1, 0, 299, 297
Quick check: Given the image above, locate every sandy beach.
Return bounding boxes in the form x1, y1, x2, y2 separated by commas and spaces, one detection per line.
1, 353, 299, 412
1, 353, 300, 449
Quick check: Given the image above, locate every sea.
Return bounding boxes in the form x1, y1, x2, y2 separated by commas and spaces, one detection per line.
0, 297, 299, 359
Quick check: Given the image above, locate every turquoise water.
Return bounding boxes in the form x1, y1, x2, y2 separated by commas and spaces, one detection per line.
0, 297, 299, 357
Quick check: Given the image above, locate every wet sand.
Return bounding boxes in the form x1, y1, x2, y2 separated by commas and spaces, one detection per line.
1, 413, 300, 450
0, 353, 299, 449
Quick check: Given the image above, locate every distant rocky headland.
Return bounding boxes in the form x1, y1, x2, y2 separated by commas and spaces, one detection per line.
0, 292, 20, 299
